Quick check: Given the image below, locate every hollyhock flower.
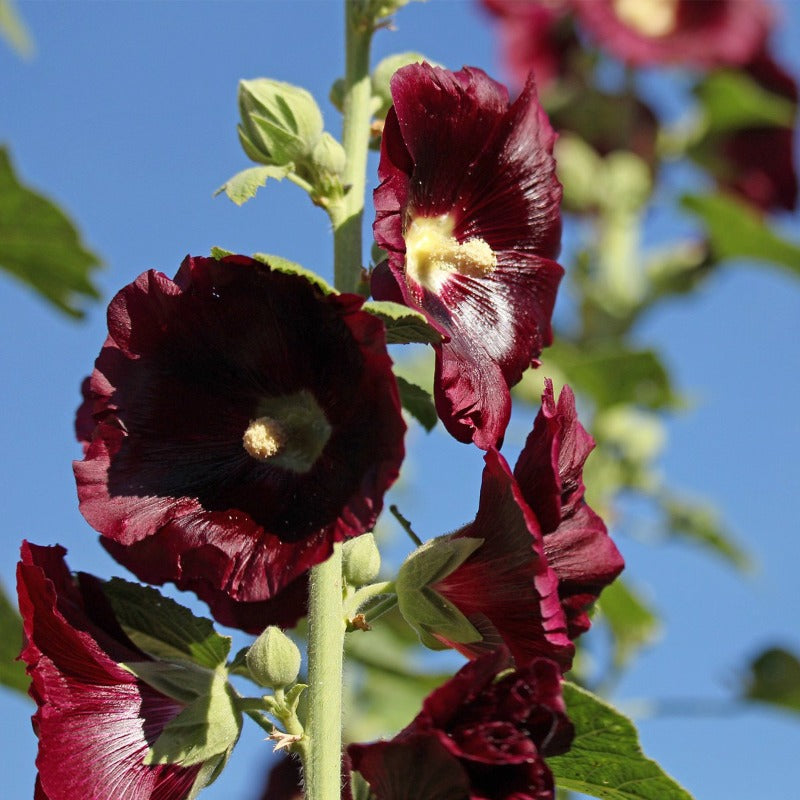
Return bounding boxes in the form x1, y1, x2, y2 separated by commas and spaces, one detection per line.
700, 50, 798, 212
348, 649, 573, 800
75, 255, 405, 632
372, 63, 563, 449
481, 0, 579, 91
514, 380, 624, 639
400, 448, 574, 671
574, 0, 770, 68
17, 541, 203, 800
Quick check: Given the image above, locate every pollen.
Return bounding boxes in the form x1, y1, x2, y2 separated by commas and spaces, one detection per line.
613, 0, 678, 38
243, 416, 288, 461
405, 214, 497, 293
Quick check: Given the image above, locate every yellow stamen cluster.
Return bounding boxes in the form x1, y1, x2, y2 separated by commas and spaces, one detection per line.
243, 416, 288, 461
613, 0, 679, 38
405, 214, 497, 293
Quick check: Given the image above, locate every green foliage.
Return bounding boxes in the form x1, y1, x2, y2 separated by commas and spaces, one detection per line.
214, 165, 291, 206
544, 341, 677, 411
549, 682, 694, 800
695, 70, 795, 133
682, 193, 800, 275
743, 647, 800, 714
597, 579, 660, 670
102, 578, 231, 669
0, 580, 28, 696
343, 533, 382, 587
371, 52, 428, 118
395, 375, 437, 431
246, 626, 302, 690
0, 0, 33, 58
0, 146, 101, 317
363, 299, 444, 344
252, 252, 336, 294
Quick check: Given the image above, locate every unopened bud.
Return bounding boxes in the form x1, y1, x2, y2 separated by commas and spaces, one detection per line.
246, 626, 301, 690
342, 533, 381, 587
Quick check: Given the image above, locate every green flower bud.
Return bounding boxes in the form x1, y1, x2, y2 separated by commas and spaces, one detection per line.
342, 533, 381, 587
371, 52, 428, 119
245, 626, 301, 690
237, 78, 324, 168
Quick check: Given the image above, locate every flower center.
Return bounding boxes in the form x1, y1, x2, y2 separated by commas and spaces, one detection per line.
613, 0, 679, 38
243, 417, 288, 460
242, 390, 332, 474
404, 214, 497, 293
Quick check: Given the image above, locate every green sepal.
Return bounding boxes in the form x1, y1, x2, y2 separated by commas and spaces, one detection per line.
549, 682, 694, 800
395, 375, 437, 432
252, 252, 336, 294
363, 300, 443, 344
102, 578, 231, 669
396, 536, 484, 591
214, 164, 292, 206
184, 752, 230, 800
120, 661, 216, 705
145, 668, 242, 767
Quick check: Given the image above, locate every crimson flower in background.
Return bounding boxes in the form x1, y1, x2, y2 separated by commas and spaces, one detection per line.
372, 63, 563, 449
703, 50, 799, 212
17, 542, 202, 800
481, 0, 579, 91
349, 649, 573, 800
515, 380, 624, 639
421, 448, 574, 671
75, 255, 405, 632
574, 0, 770, 68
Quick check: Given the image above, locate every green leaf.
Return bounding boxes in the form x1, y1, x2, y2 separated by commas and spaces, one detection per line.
252, 252, 335, 294
102, 578, 231, 669
0, 146, 101, 317
362, 300, 443, 345
597, 579, 660, 670
214, 164, 292, 206
695, 70, 795, 133
549, 682, 694, 800
395, 375, 437, 431
121, 661, 216, 705
660, 493, 752, 571
543, 341, 677, 410
146, 668, 242, 767
0, 0, 34, 58
0, 580, 29, 696
743, 647, 800, 714
682, 193, 800, 275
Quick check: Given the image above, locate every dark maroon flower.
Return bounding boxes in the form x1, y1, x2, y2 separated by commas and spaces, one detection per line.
696, 49, 798, 212
481, 0, 579, 91
349, 649, 573, 800
372, 63, 563, 449
17, 541, 203, 800
574, 0, 770, 68
258, 754, 353, 800
411, 448, 574, 671
514, 380, 624, 639
74, 255, 405, 632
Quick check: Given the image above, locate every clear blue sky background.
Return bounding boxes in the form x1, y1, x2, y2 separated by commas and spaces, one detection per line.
1, 2, 799, 798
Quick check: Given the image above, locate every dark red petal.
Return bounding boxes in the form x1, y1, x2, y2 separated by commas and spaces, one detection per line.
434, 450, 573, 670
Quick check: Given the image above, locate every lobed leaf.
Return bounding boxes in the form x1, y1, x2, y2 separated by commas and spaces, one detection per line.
214, 164, 292, 206
395, 375, 437, 431
363, 300, 443, 345
549, 682, 694, 800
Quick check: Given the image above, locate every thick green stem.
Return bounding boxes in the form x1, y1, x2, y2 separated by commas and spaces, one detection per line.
305, 545, 345, 800
330, 3, 374, 293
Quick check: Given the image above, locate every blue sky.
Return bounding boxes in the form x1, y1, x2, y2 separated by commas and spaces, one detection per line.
1, 1, 799, 798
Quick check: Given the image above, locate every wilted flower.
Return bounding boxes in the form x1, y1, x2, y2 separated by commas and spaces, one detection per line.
515, 380, 624, 639
372, 62, 563, 449
574, 0, 770, 68
17, 542, 203, 800
349, 649, 573, 800
74, 255, 405, 631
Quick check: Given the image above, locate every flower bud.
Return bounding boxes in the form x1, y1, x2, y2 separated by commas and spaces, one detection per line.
371, 52, 427, 119
342, 533, 381, 587
245, 626, 301, 690
237, 78, 324, 168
